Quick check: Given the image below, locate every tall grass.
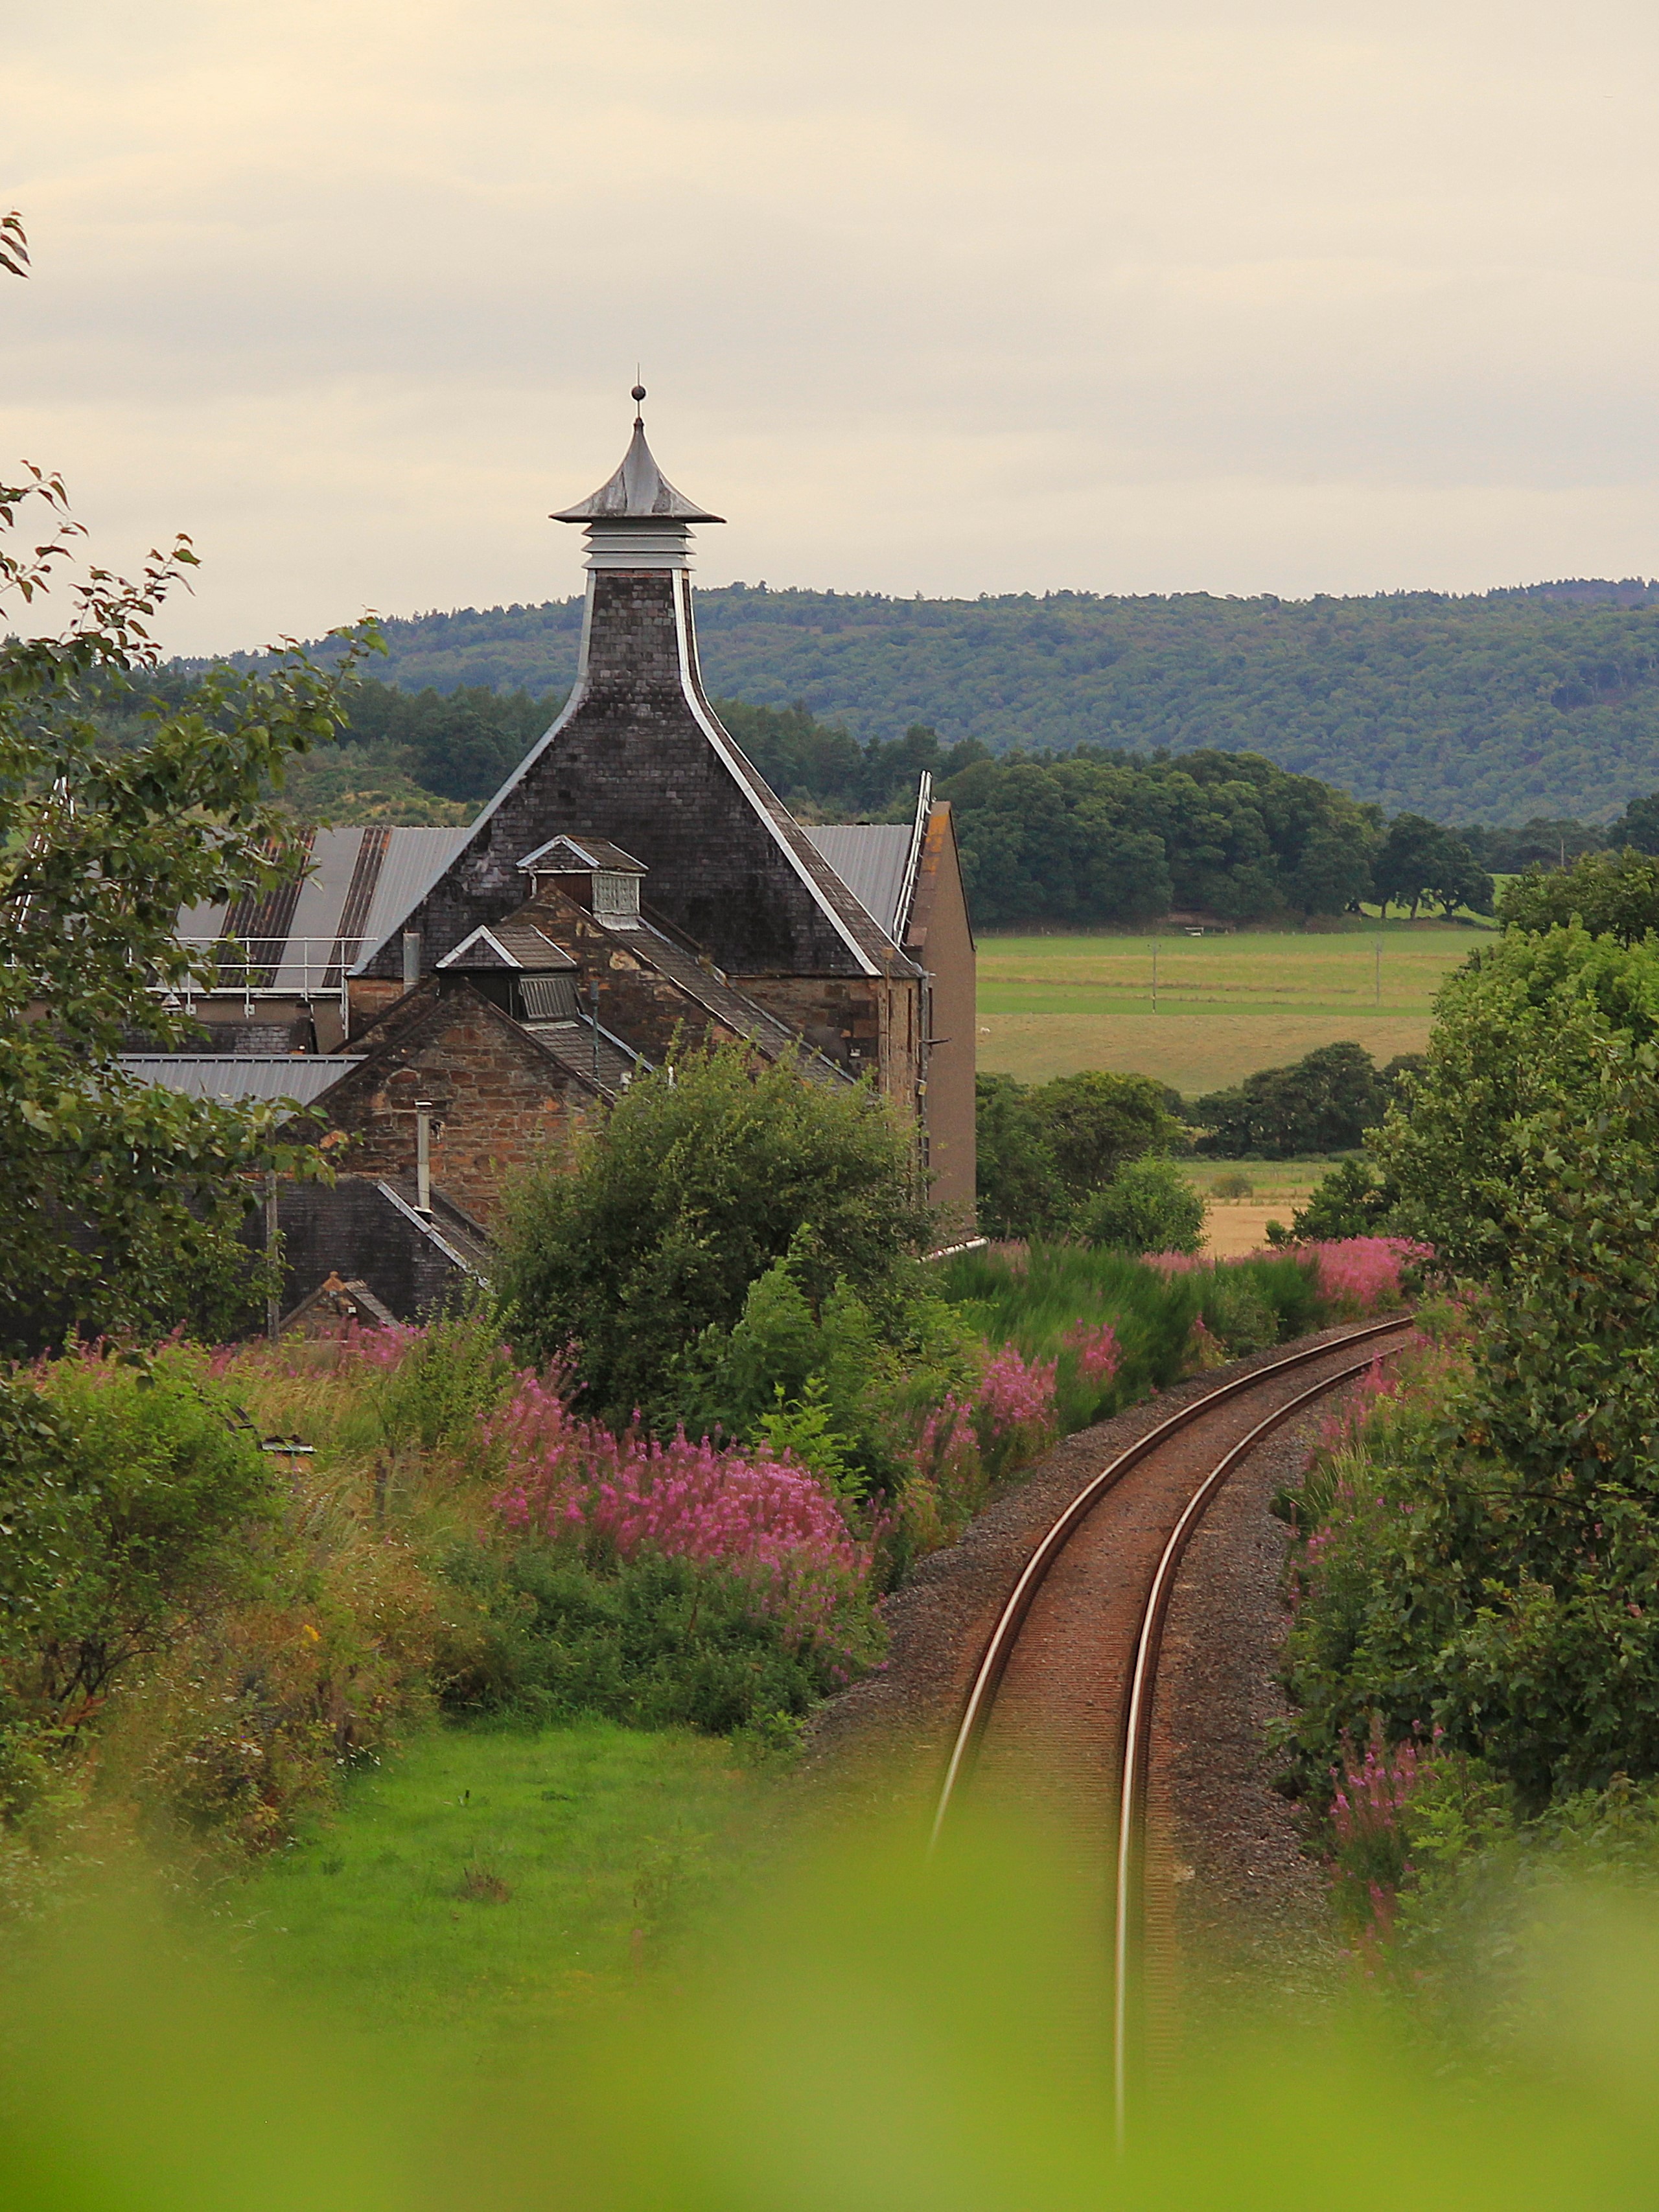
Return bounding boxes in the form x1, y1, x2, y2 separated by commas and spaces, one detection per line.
938, 1241, 1325, 1438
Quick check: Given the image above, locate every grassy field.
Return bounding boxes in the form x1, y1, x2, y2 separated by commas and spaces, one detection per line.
977, 921, 1486, 1092
228, 1721, 773, 2051
1186, 1157, 1329, 1256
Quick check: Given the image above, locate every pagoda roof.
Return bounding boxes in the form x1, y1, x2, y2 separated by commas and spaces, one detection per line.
552, 411, 723, 526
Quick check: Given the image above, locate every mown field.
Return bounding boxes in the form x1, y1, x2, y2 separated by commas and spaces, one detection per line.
975, 921, 1488, 1092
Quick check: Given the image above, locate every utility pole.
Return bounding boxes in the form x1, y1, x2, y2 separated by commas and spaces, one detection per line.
1375, 934, 1382, 1008
1151, 938, 1159, 1013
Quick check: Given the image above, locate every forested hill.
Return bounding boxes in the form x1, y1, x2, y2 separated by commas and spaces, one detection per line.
307, 578, 1659, 825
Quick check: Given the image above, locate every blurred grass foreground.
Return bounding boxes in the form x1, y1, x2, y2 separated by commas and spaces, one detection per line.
5, 1815, 1659, 2210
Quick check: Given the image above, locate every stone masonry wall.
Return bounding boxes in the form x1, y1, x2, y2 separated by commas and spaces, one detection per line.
318, 987, 592, 1222
907, 803, 977, 1232
737, 972, 922, 1120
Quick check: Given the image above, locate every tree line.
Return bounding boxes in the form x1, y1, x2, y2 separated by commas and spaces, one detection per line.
286, 577, 1659, 824
726, 712, 1486, 927
128, 664, 1659, 927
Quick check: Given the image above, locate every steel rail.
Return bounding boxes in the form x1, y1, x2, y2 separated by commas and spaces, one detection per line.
1108, 1338, 1410, 2143
927, 1314, 1415, 1854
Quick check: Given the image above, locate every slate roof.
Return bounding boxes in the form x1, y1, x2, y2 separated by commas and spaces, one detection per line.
437, 918, 579, 971
522, 1022, 645, 1097
518, 834, 647, 875
583, 908, 850, 1087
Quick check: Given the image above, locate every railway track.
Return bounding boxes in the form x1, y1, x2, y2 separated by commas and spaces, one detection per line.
927, 1315, 1416, 2137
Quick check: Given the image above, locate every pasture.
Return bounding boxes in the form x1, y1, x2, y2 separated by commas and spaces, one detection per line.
975, 921, 1486, 1094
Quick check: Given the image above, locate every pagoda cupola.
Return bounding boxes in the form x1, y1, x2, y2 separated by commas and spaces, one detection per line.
551, 386, 723, 571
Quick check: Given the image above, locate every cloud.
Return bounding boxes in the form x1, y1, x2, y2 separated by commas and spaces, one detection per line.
6, 0, 1659, 652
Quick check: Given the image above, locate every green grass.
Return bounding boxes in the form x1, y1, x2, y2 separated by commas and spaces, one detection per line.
227, 1720, 774, 2049
977, 922, 1485, 1091
1183, 1156, 1337, 1204
939, 1241, 1323, 1430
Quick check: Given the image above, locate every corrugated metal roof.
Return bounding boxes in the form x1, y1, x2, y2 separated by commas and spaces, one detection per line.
118, 1055, 360, 1103
805, 825, 916, 939
174, 828, 472, 991
273, 828, 368, 989
360, 828, 473, 958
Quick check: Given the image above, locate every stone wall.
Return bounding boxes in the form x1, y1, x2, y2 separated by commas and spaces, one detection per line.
737, 971, 922, 1117
317, 982, 593, 1222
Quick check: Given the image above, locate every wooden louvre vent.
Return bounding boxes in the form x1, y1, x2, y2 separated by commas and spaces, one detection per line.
518, 973, 581, 1021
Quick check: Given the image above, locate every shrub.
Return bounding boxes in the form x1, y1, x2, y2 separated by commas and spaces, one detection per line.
975, 1069, 1183, 1238
0, 1352, 281, 1810
441, 1547, 877, 1734
494, 1044, 934, 1427
1077, 1157, 1206, 1255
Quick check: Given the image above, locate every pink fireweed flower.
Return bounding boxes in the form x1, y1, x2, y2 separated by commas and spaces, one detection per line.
1061, 1320, 1121, 1385
1305, 1237, 1432, 1311
973, 1344, 1058, 1444
487, 1368, 870, 1653
910, 1394, 980, 1494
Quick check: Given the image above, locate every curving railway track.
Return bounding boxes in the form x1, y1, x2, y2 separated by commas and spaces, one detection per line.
927, 1315, 1416, 2138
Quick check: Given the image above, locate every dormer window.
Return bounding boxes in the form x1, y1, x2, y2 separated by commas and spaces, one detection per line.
516, 834, 647, 928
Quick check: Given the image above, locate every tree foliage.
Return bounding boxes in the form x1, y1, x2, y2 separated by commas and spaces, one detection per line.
1192, 1042, 1419, 1160
494, 1046, 935, 1427
309, 578, 1659, 823
1370, 927, 1659, 1278
1282, 1039, 1659, 1810
1372, 813, 1494, 919
0, 472, 362, 1349
975, 1069, 1182, 1238
1497, 847, 1659, 946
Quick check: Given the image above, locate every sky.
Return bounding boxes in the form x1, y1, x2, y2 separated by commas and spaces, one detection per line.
8, 0, 1659, 654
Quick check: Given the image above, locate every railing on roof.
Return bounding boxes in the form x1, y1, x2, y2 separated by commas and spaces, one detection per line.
154, 938, 371, 1026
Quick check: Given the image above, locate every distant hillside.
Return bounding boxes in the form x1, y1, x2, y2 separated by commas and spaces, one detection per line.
281, 578, 1659, 824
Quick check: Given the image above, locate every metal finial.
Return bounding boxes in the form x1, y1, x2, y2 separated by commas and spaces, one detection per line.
632, 374, 645, 423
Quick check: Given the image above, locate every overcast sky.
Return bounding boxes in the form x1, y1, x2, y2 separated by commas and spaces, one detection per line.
8, 0, 1659, 654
